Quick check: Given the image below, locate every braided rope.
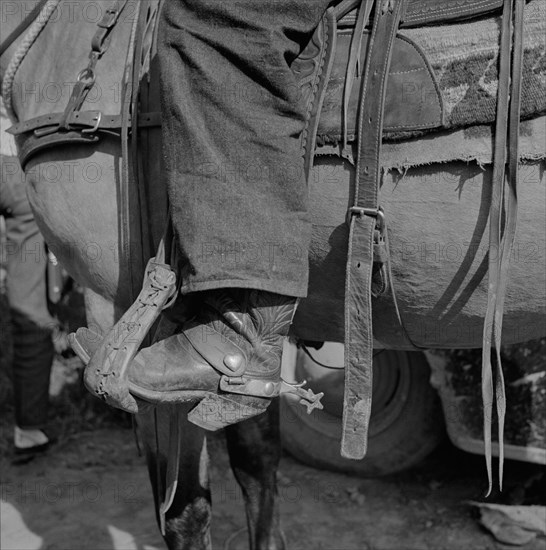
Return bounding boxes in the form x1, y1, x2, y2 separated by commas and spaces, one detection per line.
2, 0, 61, 122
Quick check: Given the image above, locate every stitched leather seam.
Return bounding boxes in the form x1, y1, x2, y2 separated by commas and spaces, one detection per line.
301, 16, 329, 156
405, 0, 499, 23
396, 34, 444, 126
389, 67, 426, 75
385, 122, 440, 129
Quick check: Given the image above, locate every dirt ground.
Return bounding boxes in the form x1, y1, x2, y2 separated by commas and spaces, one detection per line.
1, 418, 545, 550
1, 305, 543, 545
0, 294, 544, 550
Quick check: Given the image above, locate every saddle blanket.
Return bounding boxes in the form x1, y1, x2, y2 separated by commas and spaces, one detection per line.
315, 115, 546, 171
316, 0, 546, 145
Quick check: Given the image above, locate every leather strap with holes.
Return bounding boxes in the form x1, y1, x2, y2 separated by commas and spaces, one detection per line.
342, 0, 406, 460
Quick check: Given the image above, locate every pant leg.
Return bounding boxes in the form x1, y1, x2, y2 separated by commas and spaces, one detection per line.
158, 0, 332, 297
1, 154, 55, 429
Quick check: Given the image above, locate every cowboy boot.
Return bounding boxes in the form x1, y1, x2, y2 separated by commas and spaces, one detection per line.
128, 289, 297, 429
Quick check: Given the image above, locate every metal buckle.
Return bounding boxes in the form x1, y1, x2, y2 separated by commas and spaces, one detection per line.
82, 112, 102, 134
346, 206, 385, 235
76, 67, 96, 88
98, 8, 119, 29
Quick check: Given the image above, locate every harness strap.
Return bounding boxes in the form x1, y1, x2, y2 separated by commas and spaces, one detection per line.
5, 0, 159, 172
342, 0, 375, 159
342, 0, 405, 459
8, 111, 161, 136
26, 0, 132, 141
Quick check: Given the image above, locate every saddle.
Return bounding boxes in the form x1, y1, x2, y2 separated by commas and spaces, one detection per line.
4, 0, 528, 493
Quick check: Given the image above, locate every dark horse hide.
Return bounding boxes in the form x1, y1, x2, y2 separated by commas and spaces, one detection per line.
1, 0, 544, 548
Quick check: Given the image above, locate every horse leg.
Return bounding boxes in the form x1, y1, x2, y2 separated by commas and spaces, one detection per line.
224, 398, 285, 550
137, 404, 213, 550
83, 288, 117, 333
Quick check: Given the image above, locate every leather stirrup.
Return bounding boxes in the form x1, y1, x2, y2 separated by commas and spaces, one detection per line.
71, 256, 177, 413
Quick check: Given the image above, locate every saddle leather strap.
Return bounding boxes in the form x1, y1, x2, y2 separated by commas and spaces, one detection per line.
342, 0, 406, 459
136, 0, 165, 269
6, 0, 151, 170
342, 0, 375, 159
336, 0, 505, 28
481, 0, 524, 495
120, 1, 142, 301
130, 0, 162, 279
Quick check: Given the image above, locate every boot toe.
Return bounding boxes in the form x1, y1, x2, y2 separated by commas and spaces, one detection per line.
128, 332, 221, 401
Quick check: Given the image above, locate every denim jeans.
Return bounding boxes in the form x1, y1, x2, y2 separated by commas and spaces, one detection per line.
1, 154, 55, 429
159, 0, 332, 298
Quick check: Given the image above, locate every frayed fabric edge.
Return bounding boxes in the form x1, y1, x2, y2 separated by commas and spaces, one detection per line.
314, 116, 546, 172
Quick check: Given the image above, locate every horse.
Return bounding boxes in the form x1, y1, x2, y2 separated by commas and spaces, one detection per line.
0, 2, 287, 548
1, 0, 544, 548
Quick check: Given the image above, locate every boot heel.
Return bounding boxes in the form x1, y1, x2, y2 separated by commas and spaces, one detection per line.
188, 393, 265, 431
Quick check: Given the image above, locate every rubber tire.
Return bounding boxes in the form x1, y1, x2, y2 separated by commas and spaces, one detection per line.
280, 347, 445, 477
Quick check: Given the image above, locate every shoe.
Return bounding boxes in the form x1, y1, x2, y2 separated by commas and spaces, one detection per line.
128, 289, 297, 430
12, 428, 56, 464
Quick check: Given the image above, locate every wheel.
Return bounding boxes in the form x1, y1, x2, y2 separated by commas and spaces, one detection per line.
280, 343, 445, 477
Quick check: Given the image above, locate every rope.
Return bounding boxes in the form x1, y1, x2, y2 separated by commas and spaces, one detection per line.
1, 0, 61, 122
